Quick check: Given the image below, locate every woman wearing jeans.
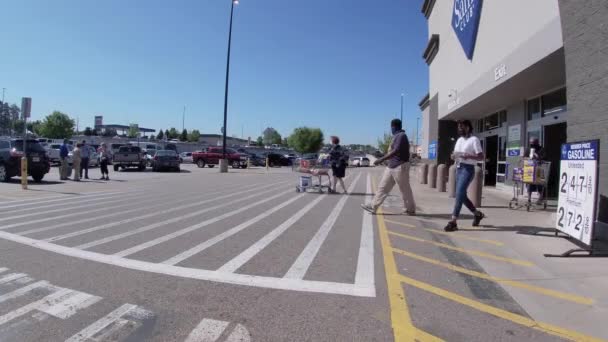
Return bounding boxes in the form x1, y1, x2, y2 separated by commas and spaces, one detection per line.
444, 120, 485, 232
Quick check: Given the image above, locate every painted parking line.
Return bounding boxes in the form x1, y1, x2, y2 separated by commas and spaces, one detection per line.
392, 248, 594, 305
15, 181, 253, 236
91, 182, 290, 257
284, 173, 362, 279
1, 191, 128, 218
162, 192, 306, 265
46, 181, 280, 244
397, 274, 604, 342
64, 303, 138, 342
0, 288, 74, 325
0, 191, 119, 210
387, 230, 534, 267
217, 192, 328, 274
184, 318, 229, 342
0, 281, 53, 304
354, 174, 375, 288
384, 219, 504, 246
373, 178, 443, 342
0, 193, 144, 231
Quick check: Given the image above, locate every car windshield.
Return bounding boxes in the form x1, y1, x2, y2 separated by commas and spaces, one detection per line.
156, 150, 177, 156
12, 140, 47, 153
118, 146, 141, 153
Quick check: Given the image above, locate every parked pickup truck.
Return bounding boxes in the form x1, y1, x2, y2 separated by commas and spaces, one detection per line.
192, 147, 248, 169
113, 146, 147, 171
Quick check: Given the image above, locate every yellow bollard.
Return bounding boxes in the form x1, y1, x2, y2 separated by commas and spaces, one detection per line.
21, 157, 28, 190
247, 157, 251, 169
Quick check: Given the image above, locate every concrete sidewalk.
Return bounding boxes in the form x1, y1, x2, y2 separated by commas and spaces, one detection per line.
376, 165, 608, 340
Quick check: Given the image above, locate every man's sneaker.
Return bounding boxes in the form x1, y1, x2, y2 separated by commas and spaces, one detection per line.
361, 204, 376, 214
444, 221, 458, 232
472, 211, 485, 227
403, 210, 416, 216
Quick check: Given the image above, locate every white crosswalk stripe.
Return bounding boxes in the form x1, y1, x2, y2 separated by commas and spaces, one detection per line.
284, 173, 362, 279
45, 181, 277, 244
64, 303, 137, 342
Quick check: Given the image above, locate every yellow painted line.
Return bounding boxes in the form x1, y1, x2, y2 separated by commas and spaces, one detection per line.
392, 248, 594, 306
397, 274, 605, 342
384, 219, 504, 246
387, 230, 534, 267
373, 179, 443, 342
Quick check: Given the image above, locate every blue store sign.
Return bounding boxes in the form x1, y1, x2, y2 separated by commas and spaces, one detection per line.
452, 0, 483, 60
428, 141, 437, 160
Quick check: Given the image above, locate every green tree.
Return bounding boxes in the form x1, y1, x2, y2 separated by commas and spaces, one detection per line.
39, 111, 75, 139
188, 129, 201, 142
263, 127, 282, 146
164, 129, 170, 140
127, 124, 139, 139
256, 136, 263, 146
28, 120, 43, 136
9, 104, 20, 121
156, 129, 164, 140
287, 127, 324, 154
180, 129, 188, 142
377, 133, 393, 154
83, 127, 93, 136
168, 128, 179, 139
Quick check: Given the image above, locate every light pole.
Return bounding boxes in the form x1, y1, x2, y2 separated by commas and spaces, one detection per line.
400, 92, 404, 123
416, 116, 420, 149
182, 105, 186, 132
220, 0, 239, 173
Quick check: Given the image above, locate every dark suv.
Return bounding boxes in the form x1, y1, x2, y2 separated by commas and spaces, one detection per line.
0, 138, 51, 182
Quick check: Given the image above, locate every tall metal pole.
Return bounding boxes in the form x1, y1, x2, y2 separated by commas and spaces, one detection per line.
400, 93, 404, 123
182, 105, 186, 132
221, 0, 236, 171
416, 117, 420, 147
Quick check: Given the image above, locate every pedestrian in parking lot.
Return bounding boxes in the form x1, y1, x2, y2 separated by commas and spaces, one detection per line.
329, 136, 348, 194
444, 120, 485, 232
98, 143, 110, 180
80, 140, 90, 180
362, 119, 416, 215
59, 139, 70, 180
72, 143, 82, 181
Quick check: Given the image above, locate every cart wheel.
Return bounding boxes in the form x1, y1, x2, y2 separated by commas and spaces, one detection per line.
543, 202, 547, 210
508, 202, 513, 210
526, 204, 531, 212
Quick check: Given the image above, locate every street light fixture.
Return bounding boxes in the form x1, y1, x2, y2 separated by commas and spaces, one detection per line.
220, 0, 239, 173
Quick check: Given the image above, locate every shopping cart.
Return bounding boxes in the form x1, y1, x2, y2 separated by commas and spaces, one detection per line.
509, 158, 551, 211
294, 156, 331, 193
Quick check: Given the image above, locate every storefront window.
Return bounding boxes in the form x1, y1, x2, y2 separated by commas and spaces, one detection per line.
542, 88, 567, 116
484, 113, 499, 130
499, 110, 507, 127
527, 98, 541, 120
527, 129, 541, 147
498, 136, 506, 161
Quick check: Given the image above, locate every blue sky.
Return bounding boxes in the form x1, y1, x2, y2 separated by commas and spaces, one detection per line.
1, 0, 429, 145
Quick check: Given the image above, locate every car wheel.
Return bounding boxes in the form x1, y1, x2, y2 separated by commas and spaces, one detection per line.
176, 167, 181, 172
0, 164, 9, 182
32, 173, 44, 183
208, 164, 215, 168
113, 165, 119, 172
232, 161, 240, 169
197, 160, 205, 168
241, 165, 247, 169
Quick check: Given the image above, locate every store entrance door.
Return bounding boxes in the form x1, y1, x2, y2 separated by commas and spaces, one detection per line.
484, 135, 498, 186
543, 122, 567, 199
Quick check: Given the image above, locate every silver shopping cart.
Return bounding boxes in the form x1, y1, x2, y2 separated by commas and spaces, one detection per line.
509, 158, 551, 211
294, 156, 331, 193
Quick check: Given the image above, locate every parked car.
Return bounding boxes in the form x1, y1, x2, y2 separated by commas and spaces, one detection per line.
350, 157, 371, 167
261, 152, 290, 167
179, 152, 193, 163
192, 147, 248, 169
152, 150, 181, 172
112, 146, 147, 171
0, 138, 51, 182
45, 143, 66, 165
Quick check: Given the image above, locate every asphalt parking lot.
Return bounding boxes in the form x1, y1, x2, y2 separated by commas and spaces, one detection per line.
0, 163, 605, 341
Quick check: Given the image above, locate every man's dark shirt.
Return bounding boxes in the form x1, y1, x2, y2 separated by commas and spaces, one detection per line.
388, 130, 410, 169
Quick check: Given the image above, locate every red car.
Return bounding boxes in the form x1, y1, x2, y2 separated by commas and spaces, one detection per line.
192, 147, 248, 169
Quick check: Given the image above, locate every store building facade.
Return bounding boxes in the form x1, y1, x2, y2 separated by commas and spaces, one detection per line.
418, 0, 607, 213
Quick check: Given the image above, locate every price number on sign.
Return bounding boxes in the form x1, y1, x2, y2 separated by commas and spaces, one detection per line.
560, 172, 591, 201
556, 207, 584, 232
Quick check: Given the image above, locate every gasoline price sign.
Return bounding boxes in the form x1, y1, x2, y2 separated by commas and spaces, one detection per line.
556, 140, 599, 245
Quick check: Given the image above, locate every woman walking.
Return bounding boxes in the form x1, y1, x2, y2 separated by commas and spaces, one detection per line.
72, 143, 82, 181
328, 136, 348, 194
98, 143, 111, 181
444, 120, 485, 232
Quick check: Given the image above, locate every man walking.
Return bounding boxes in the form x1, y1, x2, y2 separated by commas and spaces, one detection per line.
80, 140, 90, 180
362, 119, 416, 215
59, 139, 70, 180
